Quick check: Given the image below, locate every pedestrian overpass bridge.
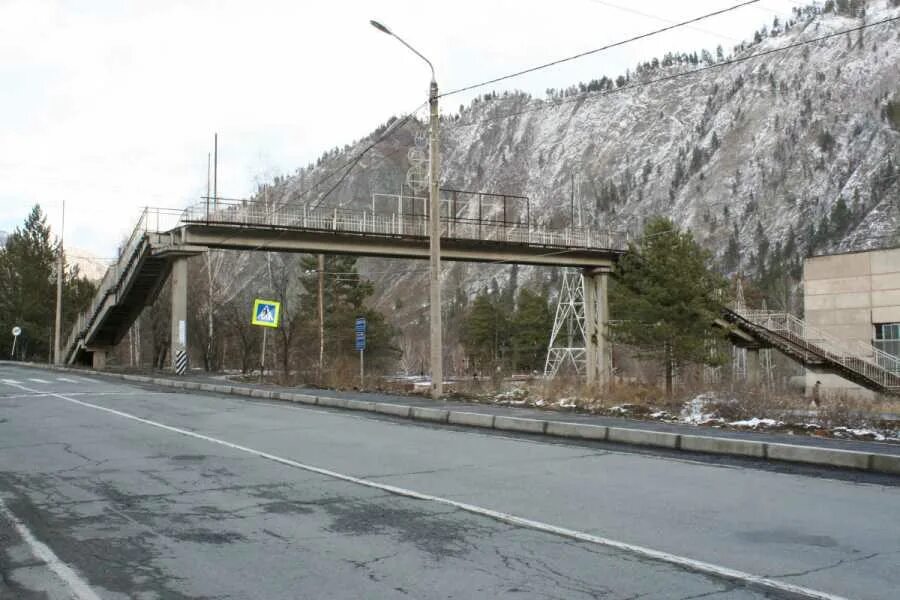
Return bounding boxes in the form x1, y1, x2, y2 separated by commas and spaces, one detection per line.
63, 194, 627, 383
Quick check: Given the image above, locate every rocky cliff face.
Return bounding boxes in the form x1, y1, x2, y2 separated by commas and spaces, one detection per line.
218, 1, 900, 332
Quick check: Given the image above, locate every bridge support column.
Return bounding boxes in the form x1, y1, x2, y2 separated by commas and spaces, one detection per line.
747, 348, 760, 388
583, 268, 610, 388
170, 257, 188, 374
91, 349, 108, 370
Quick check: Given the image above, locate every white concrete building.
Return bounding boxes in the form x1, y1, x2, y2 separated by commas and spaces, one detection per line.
803, 246, 900, 397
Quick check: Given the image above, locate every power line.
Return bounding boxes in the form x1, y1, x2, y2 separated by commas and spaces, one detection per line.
447, 15, 900, 129
437, 0, 762, 99
587, 0, 743, 44
309, 112, 420, 210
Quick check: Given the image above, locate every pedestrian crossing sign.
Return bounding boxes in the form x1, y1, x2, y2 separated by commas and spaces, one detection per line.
251, 299, 281, 328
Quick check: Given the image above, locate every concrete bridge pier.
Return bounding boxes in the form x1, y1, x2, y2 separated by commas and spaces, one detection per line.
583, 268, 610, 388
170, 257, 188, 374
747, 348, 761, 388
89, 348, 109, 370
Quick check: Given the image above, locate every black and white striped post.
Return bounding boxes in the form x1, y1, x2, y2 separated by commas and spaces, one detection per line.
174, 350, 188, 375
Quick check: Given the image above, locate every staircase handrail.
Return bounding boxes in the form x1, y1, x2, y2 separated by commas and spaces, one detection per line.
733, 307, 900, 389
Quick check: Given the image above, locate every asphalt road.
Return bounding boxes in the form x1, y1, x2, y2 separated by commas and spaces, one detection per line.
1, 365, 898, 599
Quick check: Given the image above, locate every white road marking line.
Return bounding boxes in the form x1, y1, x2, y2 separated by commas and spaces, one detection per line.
1, 379, 23, 385
0, 498, 103, 600
4, 381, 849, 600
27, 378, 51, 384
57, 377, 80, 383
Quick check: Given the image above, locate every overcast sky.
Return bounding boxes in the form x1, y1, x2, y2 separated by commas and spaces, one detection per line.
0, 0, 806, 258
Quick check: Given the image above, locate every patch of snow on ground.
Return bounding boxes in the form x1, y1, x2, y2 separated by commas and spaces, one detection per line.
681, 393, 721, 425
831, 427, 887, 441
729, 417, 783, 429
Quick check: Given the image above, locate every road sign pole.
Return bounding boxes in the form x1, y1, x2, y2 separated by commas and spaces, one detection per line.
359, 349, 364, 390
260, 327, 267, 383
10, 326, 21, 360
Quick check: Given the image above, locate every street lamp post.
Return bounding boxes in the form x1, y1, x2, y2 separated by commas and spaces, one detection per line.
371, 19, 443, 398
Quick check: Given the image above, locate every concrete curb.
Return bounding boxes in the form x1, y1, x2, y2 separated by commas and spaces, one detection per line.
5, 361, 900, 477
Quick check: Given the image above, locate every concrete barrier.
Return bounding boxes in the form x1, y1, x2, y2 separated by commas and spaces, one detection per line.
448, 411, 495, 429
346, 399, 376, 412
870, 453, 900, 475
199, 383, 217, 392
375, 403, 411, 418
607, 427, 680, 449
494, 416, 546, 434
680, 435, 766, 458
411, 406, 449, 423
293, 394, 318, 405
317, 396, 349, 409
545, 421, 608, 441
767, 443, 871, 470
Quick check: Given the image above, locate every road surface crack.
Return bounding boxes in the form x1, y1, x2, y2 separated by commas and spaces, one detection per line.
767, 551, 883, 578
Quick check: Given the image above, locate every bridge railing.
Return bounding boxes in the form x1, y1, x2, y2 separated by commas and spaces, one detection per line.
63, 207, 183, 361
734, 308, 900, 390
181, 200, 630, 252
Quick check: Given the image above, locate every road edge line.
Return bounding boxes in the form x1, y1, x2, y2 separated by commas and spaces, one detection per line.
0, 498, 103, 600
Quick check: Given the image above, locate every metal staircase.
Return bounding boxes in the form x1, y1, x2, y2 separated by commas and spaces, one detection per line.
722, 307, 900, 396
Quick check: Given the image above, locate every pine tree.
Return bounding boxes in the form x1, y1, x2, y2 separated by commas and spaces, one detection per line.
610, 217, 727, 397
296, 254, 397, 373
509, 288, 553, 372
0, 205, 96, 361
463, 291, 509, 372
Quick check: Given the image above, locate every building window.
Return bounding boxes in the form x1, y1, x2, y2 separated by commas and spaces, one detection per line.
874, 323, 900, 371
875, 323, 900, 341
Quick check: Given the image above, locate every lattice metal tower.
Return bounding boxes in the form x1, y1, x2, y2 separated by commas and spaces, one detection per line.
544, 270, 587, 378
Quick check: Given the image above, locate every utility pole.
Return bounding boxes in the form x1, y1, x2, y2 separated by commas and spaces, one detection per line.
317, 254, 326, 385
370, 18, 442, 398
428, 78, 443, 398
206, 154, 214, 370
53, 200, 65, 365
213, 133, 218, 211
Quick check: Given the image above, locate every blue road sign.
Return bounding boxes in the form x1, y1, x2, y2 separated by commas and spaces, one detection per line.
355, 317, 366, 351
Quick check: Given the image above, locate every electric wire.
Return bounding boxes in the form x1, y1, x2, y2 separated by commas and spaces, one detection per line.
437, 0, 762, 99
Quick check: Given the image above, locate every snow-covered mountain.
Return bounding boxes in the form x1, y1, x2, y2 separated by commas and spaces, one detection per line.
218, 1, 900, 324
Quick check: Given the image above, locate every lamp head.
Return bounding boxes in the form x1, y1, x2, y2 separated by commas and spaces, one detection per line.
369, 20, 392, 35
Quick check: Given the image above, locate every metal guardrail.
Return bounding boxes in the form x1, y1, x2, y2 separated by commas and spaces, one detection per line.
733, 308, 900, 391
181, 200, 630, 252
